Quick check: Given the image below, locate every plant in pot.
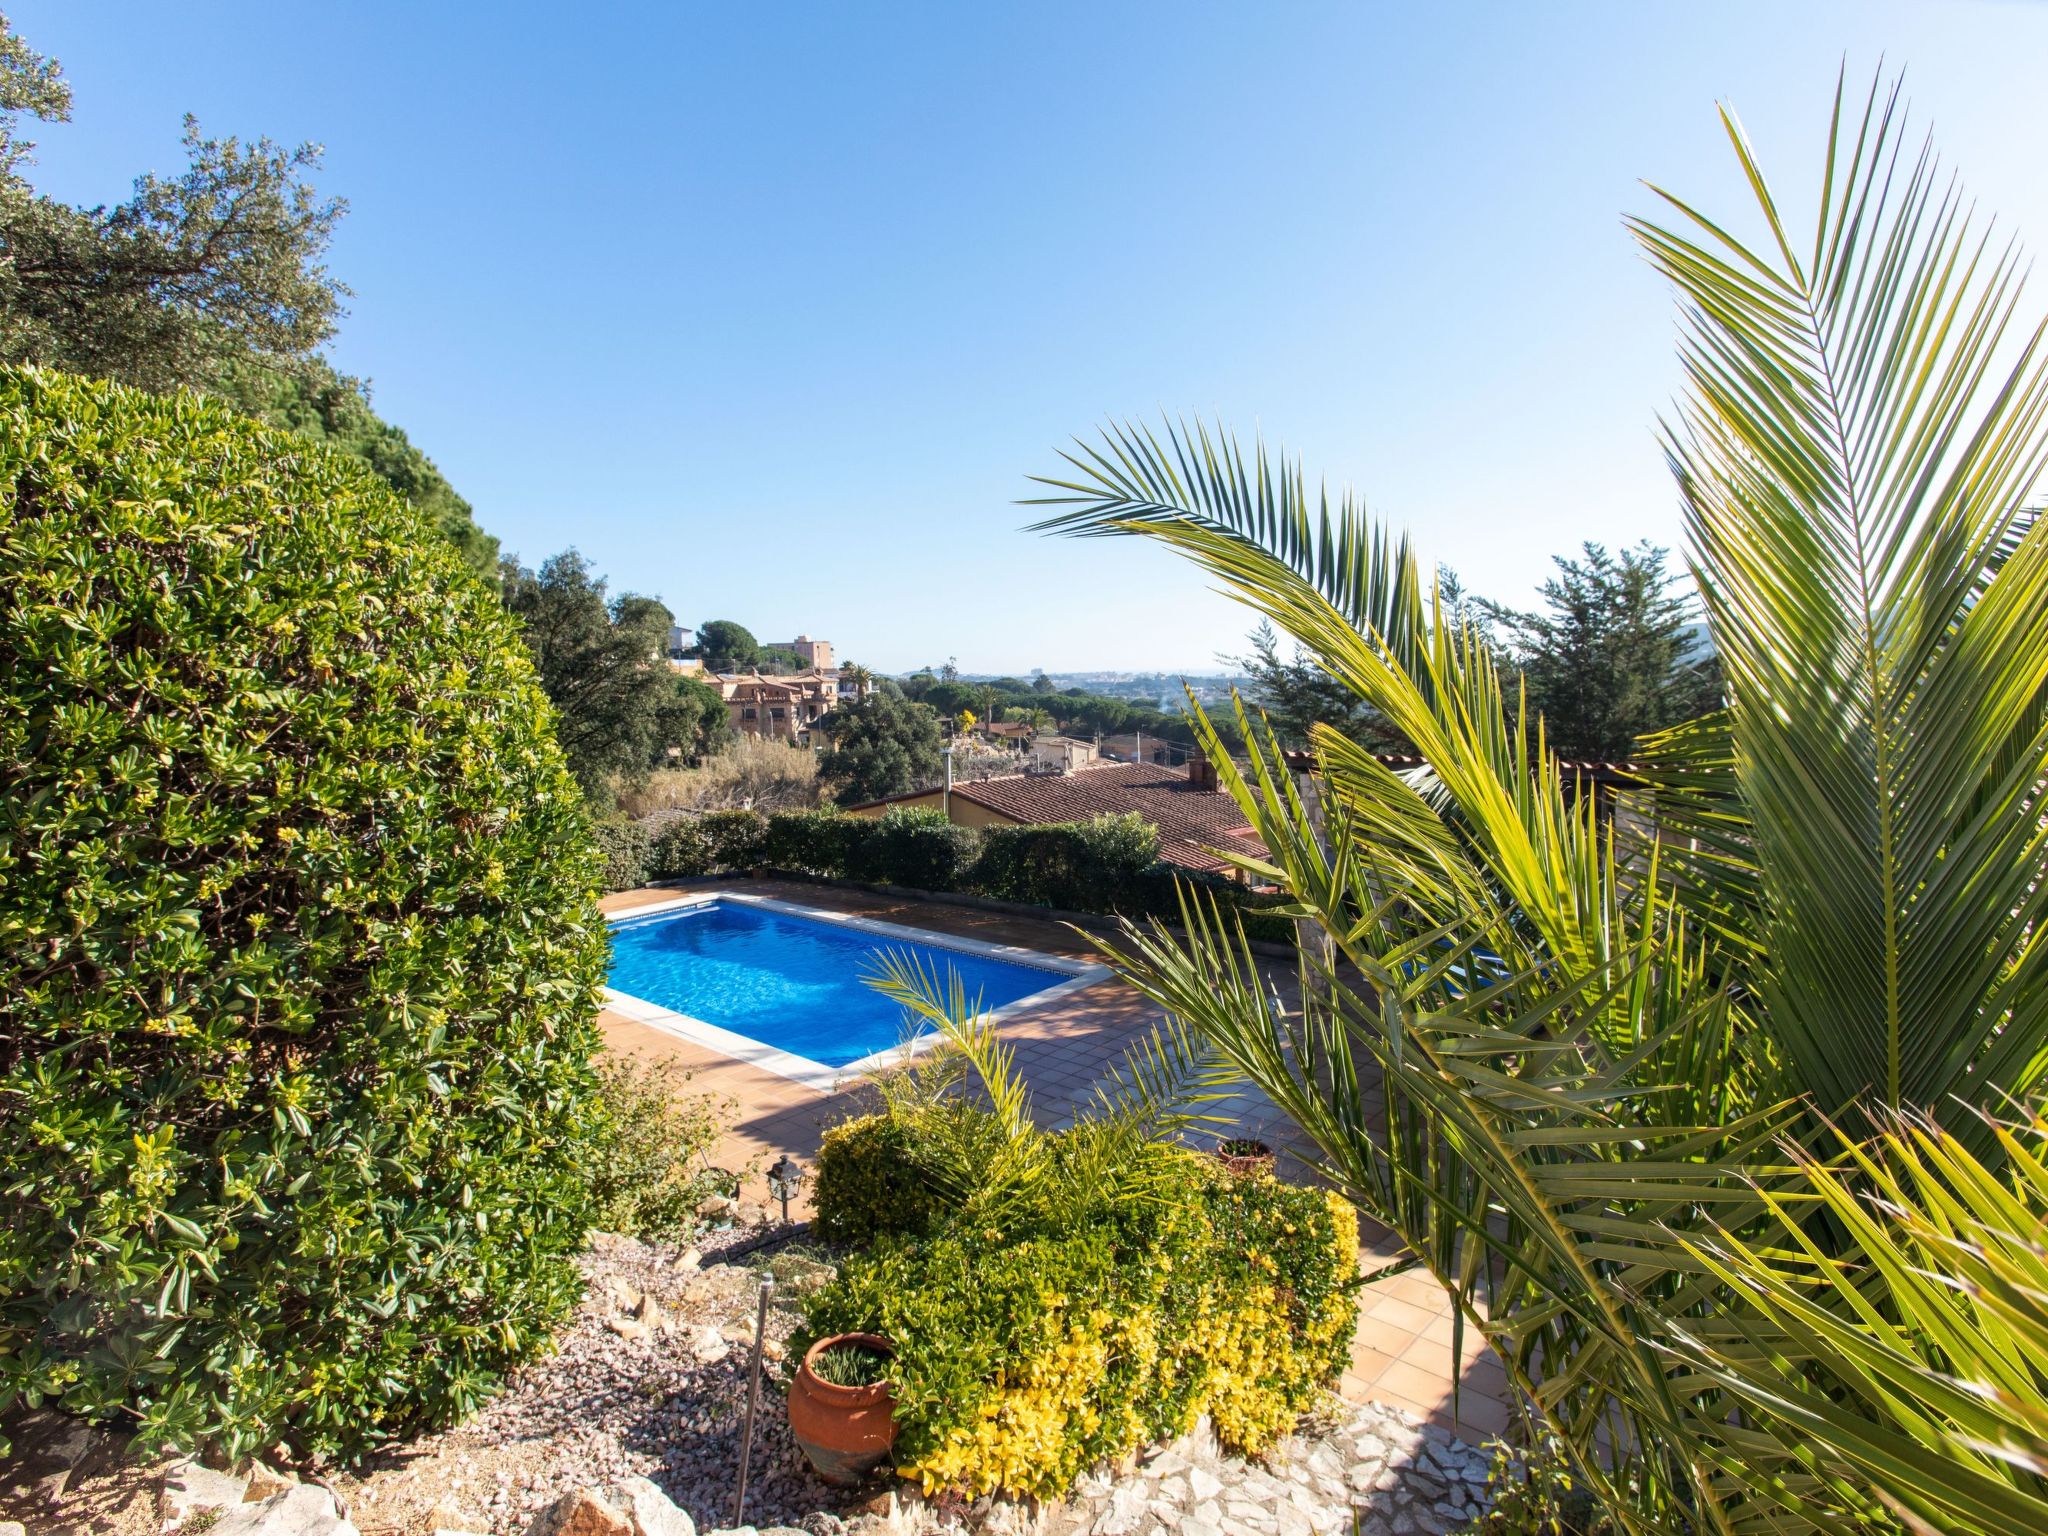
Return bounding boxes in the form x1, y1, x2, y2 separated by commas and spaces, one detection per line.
788, 1333, 897, 1485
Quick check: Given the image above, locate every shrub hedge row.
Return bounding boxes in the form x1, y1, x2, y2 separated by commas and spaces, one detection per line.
803, 1115, 1359, 1497
0, 369, 608, 1459
603, 804, 1294, 942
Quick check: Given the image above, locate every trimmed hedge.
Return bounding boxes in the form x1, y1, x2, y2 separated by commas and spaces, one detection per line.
697, 807, 767, 872
631, 801, 1293, 941
763, 808, 867, 878
593, 818, 651, 891
972, 810, 1158, 911
864, 806, 977, 890
0, 369, 609, 1458
802, 1121, 1358, 1498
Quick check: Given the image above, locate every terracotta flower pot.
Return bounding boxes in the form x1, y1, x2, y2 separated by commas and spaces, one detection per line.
788, 1333, 897, 1486
1214, 1137, 1277, 1177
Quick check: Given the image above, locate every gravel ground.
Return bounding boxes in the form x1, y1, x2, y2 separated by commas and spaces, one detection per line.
7, 1225, 1498, 1536
336, 1227, 851, 1536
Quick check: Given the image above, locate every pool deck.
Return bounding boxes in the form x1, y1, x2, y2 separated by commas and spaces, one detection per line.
599, 878, 1514, 1440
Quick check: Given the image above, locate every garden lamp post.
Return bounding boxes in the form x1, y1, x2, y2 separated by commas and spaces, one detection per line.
767, 1154, 804, 1225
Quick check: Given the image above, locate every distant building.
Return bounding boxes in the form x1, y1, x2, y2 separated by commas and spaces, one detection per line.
717, 670, 840, 744
664, 624, 695, 659
771, 635, 834, 672
1027, 734, 1098, 773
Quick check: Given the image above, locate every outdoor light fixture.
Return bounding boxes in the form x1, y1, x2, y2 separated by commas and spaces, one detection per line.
767, 1154, 804, 1224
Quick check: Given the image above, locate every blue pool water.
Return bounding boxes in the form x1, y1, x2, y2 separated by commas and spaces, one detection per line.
607, 901, 1070, 1067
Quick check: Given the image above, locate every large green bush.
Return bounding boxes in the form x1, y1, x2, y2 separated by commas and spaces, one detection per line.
972, 812, 1160, 911
861, 806, 978, 890
593, 817, 651, 892
763, 808, 868, 878
0, 369, 609, 1458
803, 1135, 1357, 1498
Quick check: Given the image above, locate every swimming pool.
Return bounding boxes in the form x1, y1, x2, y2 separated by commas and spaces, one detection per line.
604, 895, 1101, 1085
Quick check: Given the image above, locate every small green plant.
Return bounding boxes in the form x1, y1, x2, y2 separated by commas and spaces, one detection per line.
1462, 1434, 1614, 1535
809, 1341, 892, 1388
585, 1055, 733, 1241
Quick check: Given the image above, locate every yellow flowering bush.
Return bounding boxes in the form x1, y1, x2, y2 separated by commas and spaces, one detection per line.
799, 1149, 1360, 1499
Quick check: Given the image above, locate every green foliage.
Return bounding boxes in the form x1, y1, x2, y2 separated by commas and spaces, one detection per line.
696, 619, 759, 672
749, 807, 1286, 937
865, 806, 977, 890
818, 691, 945, 805
1464, 1436, 1615, 1536
0, 18, 343, 395
763, 808, 869, 878
811, 1114, 937, 1248
593, 818, 652, 892
218, 358, 496, 575
584, 1055, 731, 1241
803, 1149, 1357, 1499
809, 1341, 891, 1388
971, 812, 1159, 911
646, 817, 710, 880
0, 368, 608, 1459
501, 551, 720, 804
1028, 71, 2048, 1534
697, 808, 767, 870
801, 961, 1357, 1499
1479, 541, 1720, 760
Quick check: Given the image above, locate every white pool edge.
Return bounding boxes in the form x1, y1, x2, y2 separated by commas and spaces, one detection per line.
602, 891, 1112, 1093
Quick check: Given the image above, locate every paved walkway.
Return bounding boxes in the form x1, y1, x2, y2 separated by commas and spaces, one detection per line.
598, 880, 1513, 1440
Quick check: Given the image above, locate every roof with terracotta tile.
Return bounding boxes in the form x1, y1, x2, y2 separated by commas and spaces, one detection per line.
862, 762, 1268, 876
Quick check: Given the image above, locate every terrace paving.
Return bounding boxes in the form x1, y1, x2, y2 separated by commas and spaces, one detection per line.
598, 878, 1513, 1442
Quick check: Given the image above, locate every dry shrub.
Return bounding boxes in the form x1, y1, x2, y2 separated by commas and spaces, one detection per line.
614, 736, 825, 817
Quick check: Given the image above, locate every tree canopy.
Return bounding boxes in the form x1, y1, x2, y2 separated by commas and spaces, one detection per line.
817, 691, 944, 805
501, 551, 730, 802
1480, 540, 1720, 759
697, 618, 760, 672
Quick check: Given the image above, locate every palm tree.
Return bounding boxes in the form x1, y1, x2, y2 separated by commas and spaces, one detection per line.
1026, 72, 2048, 1534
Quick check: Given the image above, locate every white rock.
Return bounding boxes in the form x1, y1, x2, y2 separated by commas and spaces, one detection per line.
161, 1459, 251, 1525
1187, 1466, 1224, 1504
207, 1485, 358, 1536
613, 1477, 696, 1536
686, 1324, 731, 1363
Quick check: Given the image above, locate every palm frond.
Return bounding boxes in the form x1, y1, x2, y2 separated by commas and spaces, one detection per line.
1671, 1110, 2048, 1536
1631, 69, 2048, 1123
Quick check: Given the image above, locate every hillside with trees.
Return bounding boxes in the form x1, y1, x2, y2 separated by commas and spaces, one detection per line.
0, 16, 495, 572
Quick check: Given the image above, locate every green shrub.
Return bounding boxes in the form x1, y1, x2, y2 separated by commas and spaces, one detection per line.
1131, 866, 1297, 945
763, 808, 871, 878
697, 807, 767, 870
585, 1055, 731, 1240
863, 806, 978, 890
811, 1113, 939, 1247
593, 817, 651, 891
0, 369, 609, 1459
971, 812, 1160, 912
801, 1149, 1358, 1498
646, 816, 710, 879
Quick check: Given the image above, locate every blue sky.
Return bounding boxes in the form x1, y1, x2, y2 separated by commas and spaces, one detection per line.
13, 2, 2048, 673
